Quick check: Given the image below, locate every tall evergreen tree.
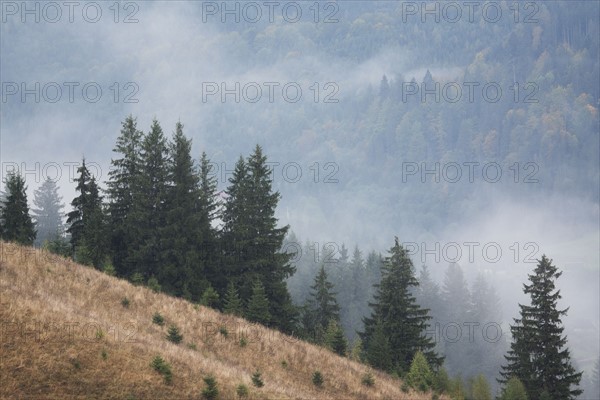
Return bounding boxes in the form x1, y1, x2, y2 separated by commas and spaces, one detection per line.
0, 172, 36, 245
309, 264, 340, 331
66, 159, 92, 251
129, 119, 170, 280
197, 151, 221, 293
221, 146, 296, 332
106, 115, 143, 276
468, 273, 507, 394
499, 255, 582, 400
160, 122, 206, 299
440, 262, 471, 375
31, 178, 65, 247
360, 238, 442, 373
80, 176, 108, 268
66, 160, 107, 267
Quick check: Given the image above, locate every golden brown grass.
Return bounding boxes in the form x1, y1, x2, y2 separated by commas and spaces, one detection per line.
0, 241, 443, 399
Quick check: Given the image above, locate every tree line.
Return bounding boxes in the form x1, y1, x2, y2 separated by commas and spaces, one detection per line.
0, 115, 595, 399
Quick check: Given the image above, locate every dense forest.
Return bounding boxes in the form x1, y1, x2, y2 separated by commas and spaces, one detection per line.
1, 112, 598, 398
1, 1, 599, 399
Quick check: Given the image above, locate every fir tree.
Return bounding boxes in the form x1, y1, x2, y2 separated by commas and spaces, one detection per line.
222, 146, 296, 332
129, 119, 170, 280
309, 265, 340, 331
223, 281, 243, 316
471, 374, 492, 400
79, 176, 108, 268
106, 115, 143, 276
440, 262, 471, 375
66, 159, 91, 251
499, 255, 582, 399
325, 320, 347, 356
65, 159, 107, 268
31, 178, 65, 247
246, 279, 271, 326
407, 351, 434, 392
365, 319, 392, 372
160, 122, 205, 299
500, 377, 528, 400
360, 238, 442, 373
200, 285, 220, 308
0, 172, 36, 245
197, 151, 220, 291
468, 273, 507, 394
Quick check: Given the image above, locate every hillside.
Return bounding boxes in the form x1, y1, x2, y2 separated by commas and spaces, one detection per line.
0, 241, 438, 400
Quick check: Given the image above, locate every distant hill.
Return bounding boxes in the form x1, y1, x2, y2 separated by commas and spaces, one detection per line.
0, 241, 440, 399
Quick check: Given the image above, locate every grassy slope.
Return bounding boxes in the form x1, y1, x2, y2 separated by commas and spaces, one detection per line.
0, 242, 441, 399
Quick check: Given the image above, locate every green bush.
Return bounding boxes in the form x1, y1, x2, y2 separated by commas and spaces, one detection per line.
187, 343, 197, 350
236, 384, 249, 398
147, 276, 161, 293
401, 383, 410, 393
121, 297, 130, 308
200, 286, 220, 308
406, 351, 433, 392
150, 355, 172, 384
280, 360, 288, 369
166, 325, 183, 344
361, 372, 375, 387
101, 349, 108, 360
471, 374, 492, 400
201, 375, 219, 400
152, 312, 165, 326
219, 326, 228, 337
239, 336, 247, 348
131, 272, 144, 285
251, 370, 264, 387
312, 371, 324, 388
103, 263, 116, 276
434, 367, 450, 393
500, 377, 528, 400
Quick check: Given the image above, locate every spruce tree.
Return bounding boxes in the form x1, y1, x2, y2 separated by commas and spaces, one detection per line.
160, 122, 205, 299
500, 377, 528, 400
0, 172, 36, 245
499, 255, 582, 399
66, 159, 92, 251
407, 351, 434, 392
246, 279, 271, 326
309, 264, 340, 331
129, 119, 170, 280
468, 273, 506, 394
106, 115, 143, 276
31, 178, 65, 247
66, 159, 107, 267
222, 146, 296, 332
365, 320, 392, 372
80, 176, 108, 268
440, 262, 471, 375
325, 320, 347, 356
223, 281, 243, 316
471, 374, 492, 400
197, 151, 220, 293
360, 237, 442, 373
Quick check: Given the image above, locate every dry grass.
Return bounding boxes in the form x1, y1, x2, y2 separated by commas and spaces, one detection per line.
0, 241, 444, 399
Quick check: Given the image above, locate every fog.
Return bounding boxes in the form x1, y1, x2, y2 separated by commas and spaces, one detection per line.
2, 0, 598, 393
